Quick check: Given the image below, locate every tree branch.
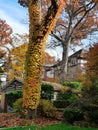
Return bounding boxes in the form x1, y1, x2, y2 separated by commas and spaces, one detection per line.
51, 31, 63, 42
73, 0, 94, 17
70, 3, 96, 38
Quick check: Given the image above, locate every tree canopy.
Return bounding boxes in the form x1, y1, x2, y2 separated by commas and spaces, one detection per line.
86, 43, 98, 81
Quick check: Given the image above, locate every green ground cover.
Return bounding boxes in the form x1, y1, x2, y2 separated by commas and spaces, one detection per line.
0, 124, 97, 130
0, 126, 37, 130
41, 124, 97, 130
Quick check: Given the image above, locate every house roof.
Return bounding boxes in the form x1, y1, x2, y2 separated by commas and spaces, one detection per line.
44, 49, 87, 70
69, 49, 87, 59
0, 78, 64, 93
0, 78, 23, 93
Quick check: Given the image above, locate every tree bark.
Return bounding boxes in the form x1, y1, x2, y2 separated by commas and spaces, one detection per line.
23, 0, 43, 118
60, 38, 71, 83
22, 0, 65, 119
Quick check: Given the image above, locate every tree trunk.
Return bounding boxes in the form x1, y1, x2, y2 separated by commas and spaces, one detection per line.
60, 38, 71, 83
23, 0, 44, 119
22, 0, 65, 119
27, 108, 37, 119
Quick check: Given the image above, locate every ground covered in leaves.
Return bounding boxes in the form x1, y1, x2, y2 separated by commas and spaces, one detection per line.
0, 113, 61, 128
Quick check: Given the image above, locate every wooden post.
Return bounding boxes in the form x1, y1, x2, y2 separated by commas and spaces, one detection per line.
1, 92, 7, 112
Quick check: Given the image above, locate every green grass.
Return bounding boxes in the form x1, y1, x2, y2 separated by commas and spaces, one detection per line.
0, 124, 97, 130
0, 126, 37, 130
41, 124, 97, 130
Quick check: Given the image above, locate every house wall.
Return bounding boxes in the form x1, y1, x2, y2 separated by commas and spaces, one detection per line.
43, 49, 87, 82
66, 56, 86, 81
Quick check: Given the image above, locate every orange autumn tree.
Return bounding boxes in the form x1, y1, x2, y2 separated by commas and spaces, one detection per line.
18, 0, 95, 118
81, 43, 98, 103
86, 43, 98, 82
0, 19, 12, 46
0, 19, 13, 73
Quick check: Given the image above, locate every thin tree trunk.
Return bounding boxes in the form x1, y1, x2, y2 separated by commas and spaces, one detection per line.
60, 38, 71, 83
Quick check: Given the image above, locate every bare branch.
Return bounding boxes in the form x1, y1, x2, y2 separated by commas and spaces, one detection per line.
70, 3, 96, 37
51, 31, 63, 42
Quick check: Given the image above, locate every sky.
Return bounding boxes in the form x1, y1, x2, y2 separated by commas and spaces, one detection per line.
0, 0, 29, 34
0, 0, 97, 60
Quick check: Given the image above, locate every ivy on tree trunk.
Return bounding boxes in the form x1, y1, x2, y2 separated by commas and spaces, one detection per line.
20, 0, 66, 119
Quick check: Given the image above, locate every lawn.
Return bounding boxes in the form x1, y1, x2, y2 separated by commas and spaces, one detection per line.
0, 126, 37, 130
41, 124, 97, 130
0, 124, 97, 130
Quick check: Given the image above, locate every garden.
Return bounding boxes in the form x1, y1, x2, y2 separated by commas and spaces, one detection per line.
0, 81, 98, 129
0, 0, 98, 130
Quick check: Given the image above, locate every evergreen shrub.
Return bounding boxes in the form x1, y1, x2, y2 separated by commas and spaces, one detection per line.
57, 89, 79, 104
53, 100, 70, 108
41, 83, 54, 100
64, 108, 84, 124
57, 89, 72, 100
63, 82, 81, 89
7, 90, 22, 107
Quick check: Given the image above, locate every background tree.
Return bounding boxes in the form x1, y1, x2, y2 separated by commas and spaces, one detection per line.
86, 43, 98, 82
47, 0, 98, 82
0, 19, 13, 47
0, 19, 14, 77
7, 33, 29, 80
8, 43, 27, 80
80, 43, 98, 121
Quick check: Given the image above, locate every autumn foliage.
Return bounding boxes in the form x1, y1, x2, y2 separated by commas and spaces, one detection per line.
0, 19, 13, 59
86, 43, 98, 80
81, 43, 98, 95
0, 19, 12, 46
9, 42, 55, 80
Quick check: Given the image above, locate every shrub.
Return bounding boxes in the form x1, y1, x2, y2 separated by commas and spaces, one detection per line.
53, 100, 70, 108
7, 91, 22, 107
81, 103, 98, 124
87, 110, 98, 124
64, 108, 84, 124
41, 83, 54, 100
67, 95, 79, 103
63, 82, 81, 89
38, 99, 57, 118
13, 98, 23, 114
57, 89, 72, 100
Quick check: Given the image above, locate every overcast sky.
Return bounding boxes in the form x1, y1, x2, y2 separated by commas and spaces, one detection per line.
0, 0, 29, 34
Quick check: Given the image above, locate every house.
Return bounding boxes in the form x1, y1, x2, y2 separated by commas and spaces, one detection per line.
0, 78, 23, 112
0, 78, 64, 112
66, 49, 87, 81
43, 49, 87, 82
